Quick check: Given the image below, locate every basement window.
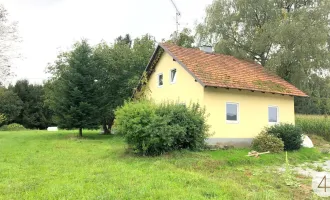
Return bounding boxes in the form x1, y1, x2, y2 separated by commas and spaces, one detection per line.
158, 73, 163, 87
170, 68, 177, 84
268, 106, 279, 124
226, 102, 239, 123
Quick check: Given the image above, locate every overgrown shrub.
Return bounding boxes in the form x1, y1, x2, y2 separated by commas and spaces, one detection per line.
251, 132, 284, 153
265, 123, 303, 151
114, 100, 210, 156
0, 123, 26, 131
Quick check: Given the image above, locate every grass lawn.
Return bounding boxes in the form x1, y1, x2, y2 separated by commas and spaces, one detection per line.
0, 130, 328, 200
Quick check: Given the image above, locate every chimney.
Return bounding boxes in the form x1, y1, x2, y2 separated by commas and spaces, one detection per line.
199, 45, 213, 53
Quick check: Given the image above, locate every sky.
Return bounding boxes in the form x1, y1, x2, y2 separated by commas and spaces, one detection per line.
0, 0, 213, 85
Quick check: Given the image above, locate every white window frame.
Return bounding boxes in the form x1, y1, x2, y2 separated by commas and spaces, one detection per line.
268, 105, 279, 125
157, 73, 164, 88
226, 102, 239, 124
169, 68, 177, 84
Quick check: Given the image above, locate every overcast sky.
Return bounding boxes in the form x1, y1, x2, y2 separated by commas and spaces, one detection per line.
0, 0, 213, 84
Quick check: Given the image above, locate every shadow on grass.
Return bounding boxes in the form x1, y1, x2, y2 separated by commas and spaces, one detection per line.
22, 130, 121, 141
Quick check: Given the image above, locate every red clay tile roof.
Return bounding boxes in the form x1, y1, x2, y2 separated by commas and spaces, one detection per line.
158, 43, 307, 97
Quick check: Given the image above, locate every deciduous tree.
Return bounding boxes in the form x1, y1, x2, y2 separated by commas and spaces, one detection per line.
0, 4, 20, 84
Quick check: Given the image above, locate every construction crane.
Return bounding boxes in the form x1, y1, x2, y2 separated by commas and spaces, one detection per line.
169, 0, 181, 41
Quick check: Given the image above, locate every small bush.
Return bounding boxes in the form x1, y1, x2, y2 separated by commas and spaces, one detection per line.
251, 132, 284, 153
265, 123, 303, 151
0, 123, 26, 131
114, 100, 210, 156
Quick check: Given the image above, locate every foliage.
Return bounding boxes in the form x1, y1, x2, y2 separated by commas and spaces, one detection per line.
92, 34, 155, 133
166, 28, 195, 48
115, 34, 132, 47
251, 132, 284, 153
0, 113, 6, 125
196, 0, 330, 114
114, 100, 210, 156
296, 114, 330, 141
0, 88, 23, 123
45, 40, 100, 136
8, 80, 53, 129
0, 123, 25, 131
156, 102, 210, 150
265, 124, 303, 151
0, 130, 325, 199
133, 72, 150, 100
0, 4, 20, 84
295, 75, 330, 115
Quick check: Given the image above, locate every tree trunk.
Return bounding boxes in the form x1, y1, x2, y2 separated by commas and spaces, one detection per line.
79, 128, 83, 137
102, 119, 110, 134
107, 117, 115, 134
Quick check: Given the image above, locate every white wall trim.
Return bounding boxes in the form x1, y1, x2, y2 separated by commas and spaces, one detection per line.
157, 73, 164, 88
226, 102, 240, 124
268, 105, 279, 125
169, 68, 177, 84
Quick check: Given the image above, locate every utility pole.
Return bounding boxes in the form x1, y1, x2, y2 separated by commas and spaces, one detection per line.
169, 0, 181, 41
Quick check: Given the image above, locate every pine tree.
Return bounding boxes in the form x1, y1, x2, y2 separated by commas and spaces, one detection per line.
47, 40, 100, 136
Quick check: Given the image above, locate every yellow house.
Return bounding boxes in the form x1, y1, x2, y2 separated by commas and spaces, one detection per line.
138, 43, 307, 147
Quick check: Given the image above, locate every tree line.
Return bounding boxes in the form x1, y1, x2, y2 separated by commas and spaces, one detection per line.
0, 80, 53, 129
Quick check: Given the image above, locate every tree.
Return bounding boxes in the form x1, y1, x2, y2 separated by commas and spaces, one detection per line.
115, 34, 132, 47
93, 34, 156, 134
131, 34, 156, 81
0, 4, 20, 84
166, 28, 195, 48
9, 80, 53, 129
0, 87, 23, 123
295, 75, 330, 114
46, 40, 100, 136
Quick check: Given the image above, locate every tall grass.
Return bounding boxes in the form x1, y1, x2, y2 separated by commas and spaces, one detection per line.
296, 114, 330, 141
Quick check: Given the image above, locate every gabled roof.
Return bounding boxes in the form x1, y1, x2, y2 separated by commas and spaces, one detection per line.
142, 43, 308, 97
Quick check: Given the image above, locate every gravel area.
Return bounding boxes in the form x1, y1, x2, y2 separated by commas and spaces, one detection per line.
279, 160, 330, 177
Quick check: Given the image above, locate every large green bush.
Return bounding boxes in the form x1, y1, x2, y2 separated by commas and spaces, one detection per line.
0, 123, 26, 131
251, 132, 284, 153
265, 123, 303, 151
114, 100, 210, 156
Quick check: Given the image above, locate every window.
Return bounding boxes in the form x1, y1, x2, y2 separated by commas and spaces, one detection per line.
268, 106, 278, 124
170, 68, 177, 84
158, 73, 163, 87
226, 103, 239, 123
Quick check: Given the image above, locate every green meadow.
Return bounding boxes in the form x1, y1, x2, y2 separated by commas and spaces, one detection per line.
0, 130, 327, 200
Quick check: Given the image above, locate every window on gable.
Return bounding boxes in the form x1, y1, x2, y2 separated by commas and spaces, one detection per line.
226, 103, 239, 123
268, 106, 278, 123
158, 73, 163, 87
170, 68, 177, 84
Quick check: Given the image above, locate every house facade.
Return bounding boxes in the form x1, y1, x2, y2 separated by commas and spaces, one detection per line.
141, 43, 307, 147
